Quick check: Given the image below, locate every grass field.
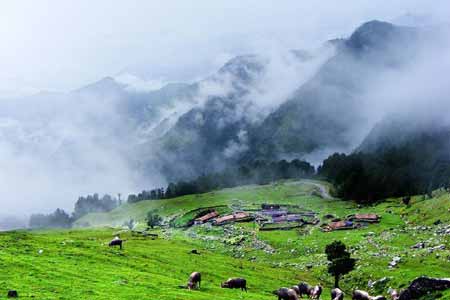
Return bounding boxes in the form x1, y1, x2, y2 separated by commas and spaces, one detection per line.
1, 180, 450, 299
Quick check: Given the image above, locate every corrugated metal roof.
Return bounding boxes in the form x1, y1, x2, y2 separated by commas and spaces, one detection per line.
195, 211, 219, 223
354, 213, 379, 220
215, 212, 250, 224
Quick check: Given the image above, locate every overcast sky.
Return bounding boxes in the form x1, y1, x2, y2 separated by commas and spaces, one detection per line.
0, 0, 448, 96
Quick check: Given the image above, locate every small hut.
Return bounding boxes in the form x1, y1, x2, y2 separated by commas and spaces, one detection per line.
348, 213, 380, 223
194, 211, 219, 224
322, 220, 355, 232
214, 212, 252, 225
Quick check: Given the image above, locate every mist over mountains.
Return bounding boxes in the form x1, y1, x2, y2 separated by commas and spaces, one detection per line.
153, 20, 448, 178
1, 18, 449, 224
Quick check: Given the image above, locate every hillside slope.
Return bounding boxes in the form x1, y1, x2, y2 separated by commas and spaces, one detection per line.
2, 181, 449, 299
247, 21, 420, 162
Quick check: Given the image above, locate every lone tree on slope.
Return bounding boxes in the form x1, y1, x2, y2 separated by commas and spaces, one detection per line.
325, 240, 356, 288
146, 210, 162, 229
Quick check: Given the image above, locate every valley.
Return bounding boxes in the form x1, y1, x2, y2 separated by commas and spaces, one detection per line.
2, 4, 450, 300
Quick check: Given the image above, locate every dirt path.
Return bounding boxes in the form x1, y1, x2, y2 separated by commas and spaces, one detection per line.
286, 180, 333, 199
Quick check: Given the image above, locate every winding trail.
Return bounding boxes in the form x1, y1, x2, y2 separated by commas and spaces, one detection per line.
286, 180, 333, 199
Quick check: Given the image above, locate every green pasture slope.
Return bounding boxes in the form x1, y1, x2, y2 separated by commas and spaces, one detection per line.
1, 180, 450, 299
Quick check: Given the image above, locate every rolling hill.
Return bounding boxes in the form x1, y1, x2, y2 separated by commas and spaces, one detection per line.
2, 180, 450, 299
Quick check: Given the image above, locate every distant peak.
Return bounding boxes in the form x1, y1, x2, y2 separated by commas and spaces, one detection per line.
359, 19, 394, 28
350, 20, 396, 40
94, 76, 121, 87
347, 20, 414, 51
75, 76, 125, 94
99, 76, 116, 83
219, 55, 262, 71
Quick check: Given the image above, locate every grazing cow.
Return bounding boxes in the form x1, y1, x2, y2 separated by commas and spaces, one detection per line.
274, 287, 299, 300
388, 289, 399, 300
352, 290, 386, 300
187, 272, 201, 290
7, 290, 18, 298
352, 290, 370, 300
108, 237, 123, 249
291, 286, 300, 296
221, 278, 247, 291
309, 285, 322, 299
331, 288, 344, 300
297, 282, 311, 298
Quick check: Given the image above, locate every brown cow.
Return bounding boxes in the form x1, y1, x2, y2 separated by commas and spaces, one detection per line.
352, 290, 386, 300
331, 288, 344, 300
309, 285, 322, 299
274, 287, 299, 300
221, 278, 247, 291
187, 272, 201, 290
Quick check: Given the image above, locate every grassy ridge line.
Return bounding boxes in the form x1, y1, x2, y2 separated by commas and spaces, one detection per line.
75, 180, 320, 227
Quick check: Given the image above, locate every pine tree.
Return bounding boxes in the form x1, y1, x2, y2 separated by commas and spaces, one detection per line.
325, 240, 356, 288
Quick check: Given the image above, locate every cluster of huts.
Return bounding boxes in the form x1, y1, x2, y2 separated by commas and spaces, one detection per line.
191, 204, 319, 230
257, 204, 319, 230
321, 213, 380, 232
190, 205, 380, 233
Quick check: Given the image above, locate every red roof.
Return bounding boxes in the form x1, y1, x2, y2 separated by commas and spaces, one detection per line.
354, 213, 379, 220
330, 221, 349, 229
195, 211, 219, 223
324, 221, 354, 231
215, 212, 250, 224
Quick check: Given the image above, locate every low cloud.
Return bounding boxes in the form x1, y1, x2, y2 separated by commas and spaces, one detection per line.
114, 73, 168, 92
0, 91, 162, 217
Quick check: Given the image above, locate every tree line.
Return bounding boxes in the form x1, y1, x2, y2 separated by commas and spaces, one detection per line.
29, 193, 121, 229
29, 208, 73, 229
128, 159, 315, 202
29, 159, 314, 228
127, 189, 164, 203
318, 143, 450, 204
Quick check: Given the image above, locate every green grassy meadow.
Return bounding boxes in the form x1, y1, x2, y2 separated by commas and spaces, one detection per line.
1, 180, 450, 299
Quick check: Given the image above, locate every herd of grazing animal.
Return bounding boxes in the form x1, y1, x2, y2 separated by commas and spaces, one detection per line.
107, 238, 394, 299
184, 274, 396, 300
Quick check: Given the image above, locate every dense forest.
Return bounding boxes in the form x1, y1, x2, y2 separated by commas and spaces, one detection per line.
318, 136, 450, 203
72, 194, 121, 220
129, 159, 315, 202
